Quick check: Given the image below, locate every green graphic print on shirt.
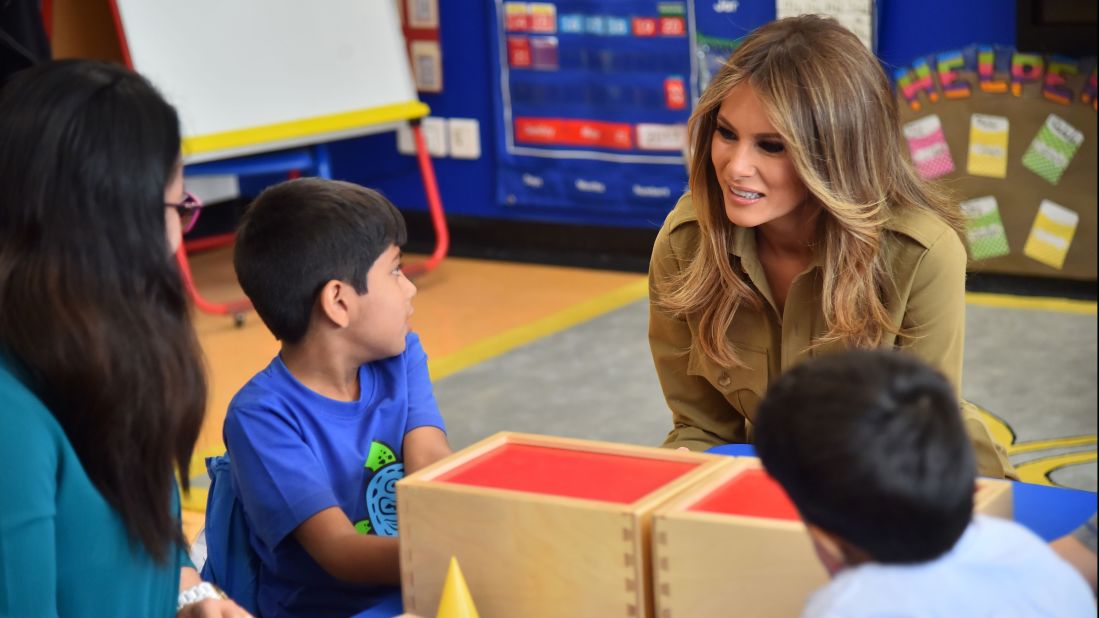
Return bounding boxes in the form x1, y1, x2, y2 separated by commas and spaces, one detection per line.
353, 440, 403, 536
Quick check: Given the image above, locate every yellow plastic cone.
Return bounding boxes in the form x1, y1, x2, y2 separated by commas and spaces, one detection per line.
436, 556, 480, 618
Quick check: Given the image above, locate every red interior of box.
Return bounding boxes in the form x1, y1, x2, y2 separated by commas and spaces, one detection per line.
687, 468, 801, 521
433, 442, 700, 504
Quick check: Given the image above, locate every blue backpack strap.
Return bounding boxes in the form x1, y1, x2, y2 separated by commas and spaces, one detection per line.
201, 453, 259, 615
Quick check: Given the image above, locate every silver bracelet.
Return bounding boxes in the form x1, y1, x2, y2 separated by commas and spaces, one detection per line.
177, 581, 226, 611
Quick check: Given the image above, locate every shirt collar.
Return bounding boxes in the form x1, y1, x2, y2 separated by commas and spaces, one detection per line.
729, 224, 824, 270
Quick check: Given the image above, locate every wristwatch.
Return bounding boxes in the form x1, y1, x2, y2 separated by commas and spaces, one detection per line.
177, 581, 228, 611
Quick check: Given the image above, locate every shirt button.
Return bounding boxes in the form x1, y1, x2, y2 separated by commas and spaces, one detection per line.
717, 372, 731, 388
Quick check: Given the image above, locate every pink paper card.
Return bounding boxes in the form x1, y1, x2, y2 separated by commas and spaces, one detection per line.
903, 114, 955, 179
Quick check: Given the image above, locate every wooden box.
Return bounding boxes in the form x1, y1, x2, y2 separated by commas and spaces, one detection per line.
651, 458, 1016, 618
397, 432, 739, 618
651, 459, 824, 618
975, 476, 1013, 520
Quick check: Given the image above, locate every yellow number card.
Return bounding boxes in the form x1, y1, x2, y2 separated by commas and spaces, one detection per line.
1023, 200, 1078, 270
967, 114, 1009, 178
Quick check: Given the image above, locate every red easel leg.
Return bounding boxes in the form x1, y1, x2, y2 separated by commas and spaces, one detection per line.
402, 122, 449, 278
175, 245, 252, 325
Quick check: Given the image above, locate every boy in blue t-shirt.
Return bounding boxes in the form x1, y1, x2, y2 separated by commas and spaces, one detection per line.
754, 350, 1095, 617
225, 178, 452, 618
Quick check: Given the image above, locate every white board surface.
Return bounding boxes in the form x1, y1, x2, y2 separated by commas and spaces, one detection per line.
113, 1, 425, 163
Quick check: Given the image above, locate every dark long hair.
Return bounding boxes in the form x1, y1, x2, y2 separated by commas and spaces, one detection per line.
0, 60, 207, 562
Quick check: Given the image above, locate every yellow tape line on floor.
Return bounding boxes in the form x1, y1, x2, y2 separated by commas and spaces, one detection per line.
427, 277, 649, 381
1017, 451, 1099, 486
978, 408, 1097, 487
965, 292, 1096, 315
1008, 435, 1098, 455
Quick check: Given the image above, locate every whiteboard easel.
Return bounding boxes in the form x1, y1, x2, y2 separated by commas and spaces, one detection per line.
47, 0, 449, 315
110, 0, 428, 164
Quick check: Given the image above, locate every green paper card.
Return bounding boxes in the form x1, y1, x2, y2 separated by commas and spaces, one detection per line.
960, 196, 1010, 261
1022, 114, 1084, 185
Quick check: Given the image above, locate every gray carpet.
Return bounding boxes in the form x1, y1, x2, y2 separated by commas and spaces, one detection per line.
436, 299, 1098, 492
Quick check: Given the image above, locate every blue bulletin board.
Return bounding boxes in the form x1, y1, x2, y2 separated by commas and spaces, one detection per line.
491, 0, 697, 220
486, 1, 801, 223
692, 0, 776, 91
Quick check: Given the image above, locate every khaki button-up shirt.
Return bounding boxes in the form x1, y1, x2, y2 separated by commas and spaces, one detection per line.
649, 194, 1014, 478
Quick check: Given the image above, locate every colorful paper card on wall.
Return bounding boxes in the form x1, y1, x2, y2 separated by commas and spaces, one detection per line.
959, 196, 1010, 261
966, 114, 1009, 178
504, 2, 529, 32
903, 114, 955, 179
410, 40, 443, 93
406, 0, 439, 28
1023, 200, 1078, 269
1022, 114, 1084, 185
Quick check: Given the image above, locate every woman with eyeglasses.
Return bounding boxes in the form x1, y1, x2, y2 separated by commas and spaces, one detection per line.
0, 60, 249, 616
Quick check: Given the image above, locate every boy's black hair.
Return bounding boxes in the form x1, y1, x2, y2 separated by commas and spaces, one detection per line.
754, 349, 975, 564
233, 178, 407, 343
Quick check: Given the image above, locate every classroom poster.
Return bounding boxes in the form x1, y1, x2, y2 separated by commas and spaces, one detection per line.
960, 196, 1010, 261
966, 114, 1009, 178
399, 0, 444, 93
776, 0, 873, 50
489, 0, 776, 221
903, 115, 955, 179
894, 44, 1097, 280
491, 0, 696, 218
1023, 200, 1078, 270
1021, 113, 1085, 185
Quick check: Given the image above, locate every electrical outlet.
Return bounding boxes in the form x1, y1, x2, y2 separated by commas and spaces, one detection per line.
396, 124, 415, 155
421, 116, 448, 157
447, 118, 481, 159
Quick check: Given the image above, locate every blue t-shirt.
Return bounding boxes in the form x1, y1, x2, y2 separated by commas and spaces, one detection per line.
224, 332, 445, 618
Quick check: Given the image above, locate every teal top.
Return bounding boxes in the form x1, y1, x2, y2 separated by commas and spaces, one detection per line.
0, 354, 191, 616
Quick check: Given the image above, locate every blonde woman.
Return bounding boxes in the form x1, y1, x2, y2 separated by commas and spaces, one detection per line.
649, 15, 1014, 478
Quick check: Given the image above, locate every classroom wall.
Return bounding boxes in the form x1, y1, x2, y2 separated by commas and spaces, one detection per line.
241, 1, 1020, 228
876, 1, 1015, 71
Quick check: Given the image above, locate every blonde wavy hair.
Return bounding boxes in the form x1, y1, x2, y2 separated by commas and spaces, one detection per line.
660, 15, 963, 368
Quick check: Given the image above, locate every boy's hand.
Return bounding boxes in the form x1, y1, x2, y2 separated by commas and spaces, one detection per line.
177, 598, 253, 618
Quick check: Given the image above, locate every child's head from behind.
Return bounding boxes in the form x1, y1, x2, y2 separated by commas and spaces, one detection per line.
755, 349, 975, 567
234, 178, 412, 354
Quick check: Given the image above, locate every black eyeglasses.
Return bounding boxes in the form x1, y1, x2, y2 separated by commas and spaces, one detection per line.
167, 191, 204, 234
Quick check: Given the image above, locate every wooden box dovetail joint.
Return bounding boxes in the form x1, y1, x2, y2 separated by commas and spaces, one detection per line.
651, 458, 1017, 618
397, 432, 740, 618
652, 458, 825, 618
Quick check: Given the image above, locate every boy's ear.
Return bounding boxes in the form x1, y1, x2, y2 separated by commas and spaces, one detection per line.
806, 524, 851, 577
317, 279, 352, 329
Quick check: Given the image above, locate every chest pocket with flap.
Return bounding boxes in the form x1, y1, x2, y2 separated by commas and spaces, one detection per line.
686, 342, 770, 428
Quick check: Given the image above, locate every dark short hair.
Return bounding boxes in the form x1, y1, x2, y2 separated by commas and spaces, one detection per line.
754, 349, 975, 563
233, 178, 407, 343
